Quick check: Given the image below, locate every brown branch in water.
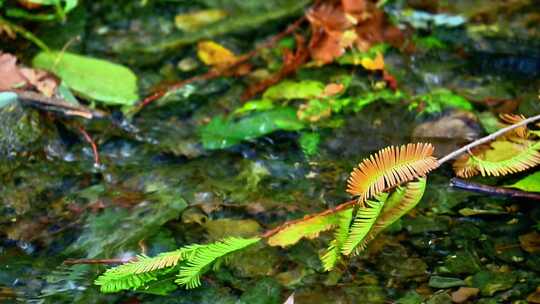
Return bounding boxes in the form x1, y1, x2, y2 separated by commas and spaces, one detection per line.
450, 178, 540, 201
78, 126, 100, 166
133, 16, 306, 113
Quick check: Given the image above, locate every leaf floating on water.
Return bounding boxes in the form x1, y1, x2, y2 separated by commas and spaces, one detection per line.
200, 107, 304, 150
263, 80, 325, 100
32, 51, 139, 106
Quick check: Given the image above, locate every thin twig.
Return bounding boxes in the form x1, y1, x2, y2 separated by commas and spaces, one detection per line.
438, 113, 540, 164
78, 127, 100, 166
450, 178, 540, 201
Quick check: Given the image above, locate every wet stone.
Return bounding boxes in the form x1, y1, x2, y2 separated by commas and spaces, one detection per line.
0, 102, 45, 155
436, 250, 482, 275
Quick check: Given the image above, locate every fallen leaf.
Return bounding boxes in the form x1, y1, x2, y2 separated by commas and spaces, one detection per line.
306, 0, 405, 64
33, 51, 139, 106
19, 67, 58, 97
197, 40, 238, 68
451, 287, 479, 303
360, 52, 384, 70
0, 52, 27, 90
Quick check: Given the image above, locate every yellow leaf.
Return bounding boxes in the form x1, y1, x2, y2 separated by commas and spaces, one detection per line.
197, 41, 237, 67
360, 52, 384, 71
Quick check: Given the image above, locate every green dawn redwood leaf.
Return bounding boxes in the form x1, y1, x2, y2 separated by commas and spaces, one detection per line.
32, 51, 139, 106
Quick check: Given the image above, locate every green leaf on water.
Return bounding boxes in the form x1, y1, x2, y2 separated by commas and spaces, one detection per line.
32, 51, 139, 106
263, 80, 325, 100
410, 89, 472, 114
233, 99, 274, 116
200, 107, 304, 150
507, 171, 540, 192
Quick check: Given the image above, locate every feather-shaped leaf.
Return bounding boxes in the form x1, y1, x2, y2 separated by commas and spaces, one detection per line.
341, 193, 387, 255
175, 237, 260, 289
95, 247, 200, 293
500, 113, 528, 139
267, 209, 352, 247
321, 208, 353, 271
353, 178, 427, 254
454, 140, 540, 177
347, 143, 438, 203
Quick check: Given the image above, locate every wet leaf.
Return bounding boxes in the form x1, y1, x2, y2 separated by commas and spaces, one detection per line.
507, 171, 540, 192
233, 99, 274, 115
263, 80, 325, 100
197, 40, 238, 68
32, 51, 139, 106
175, 9, 227, 32
410, 89, 473, 114
200, 107, 304, 150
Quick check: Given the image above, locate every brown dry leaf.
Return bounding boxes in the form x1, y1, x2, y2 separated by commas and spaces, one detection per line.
451, 287, 479, 303
0, 52, 59, 96
306, 0, 405, 64
0, 52, 27, 90
307, 3, 353, 64
19, 67, 58, 97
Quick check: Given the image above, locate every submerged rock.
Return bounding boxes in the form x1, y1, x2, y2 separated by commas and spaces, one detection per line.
470, 270, 517, 296
0, 102, 44, 156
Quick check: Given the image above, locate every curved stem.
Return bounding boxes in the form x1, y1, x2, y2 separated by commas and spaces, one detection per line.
438, 113, 540, 164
